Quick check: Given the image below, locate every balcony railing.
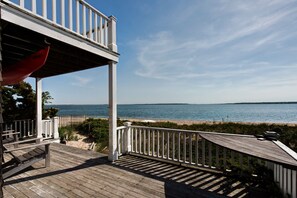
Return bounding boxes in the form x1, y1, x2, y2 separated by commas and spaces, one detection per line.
2, 0, 115, 50
3, 117, 59, 140
117, 123, 297, 198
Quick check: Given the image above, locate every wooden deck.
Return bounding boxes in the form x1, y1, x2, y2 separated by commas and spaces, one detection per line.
3, 143, 258, 198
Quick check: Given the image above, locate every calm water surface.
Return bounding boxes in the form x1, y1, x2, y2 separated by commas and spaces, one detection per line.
47, 104, 297, 123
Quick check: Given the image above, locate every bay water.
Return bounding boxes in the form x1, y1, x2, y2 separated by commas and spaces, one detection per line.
47, 103, 297, 123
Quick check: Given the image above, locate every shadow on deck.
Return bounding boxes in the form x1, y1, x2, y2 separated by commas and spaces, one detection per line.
3, 143, 259, 198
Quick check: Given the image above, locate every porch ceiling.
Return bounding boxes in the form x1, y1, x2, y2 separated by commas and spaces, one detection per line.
2, 21, 116, 78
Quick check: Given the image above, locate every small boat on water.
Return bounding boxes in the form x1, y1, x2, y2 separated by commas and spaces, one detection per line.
2, 46, 50, 85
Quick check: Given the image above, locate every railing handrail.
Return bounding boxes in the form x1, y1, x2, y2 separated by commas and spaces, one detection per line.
117, 126, 127, 130
130, 125, 254, 138
77, 0, 109, 20
2, 0, 115, 50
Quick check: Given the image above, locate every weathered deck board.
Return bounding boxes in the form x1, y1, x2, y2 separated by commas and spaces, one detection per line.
3, 143, 254, 198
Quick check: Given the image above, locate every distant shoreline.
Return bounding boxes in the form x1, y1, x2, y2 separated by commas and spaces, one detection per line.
49, 102, 297, 106
125, 118, 297, 126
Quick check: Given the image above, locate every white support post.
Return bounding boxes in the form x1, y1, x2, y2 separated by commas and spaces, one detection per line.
124, 122, 131, 154
53, 117, 60, 142
108, 16, 117, 52
108, 61, 117, 161
36, 78, 43, 140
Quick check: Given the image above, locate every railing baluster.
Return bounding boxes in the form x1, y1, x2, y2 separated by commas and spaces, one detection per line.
143, 128, 146, 155
202, 139, 205, 166
121, 129, 124, 154
42, 0, 47, 18
231, 150, 235, 165
178, 132, 180, 162
280, 165, 283, 192
157, 130, 160, 158
139, 128, 142, 154
161, 130, 164, 158
288, 169, 292, 196
189, 133, 192, 164
82, 4, 86, 36
69, 0, 73, 30
172, 132, 175, 161
76, 0, 80, 33
223, 148, 226, 170
152, 129, 155, 156
135, 128, 138, 153
32, 0, 37, 13
131, 128, 134, 152
100, 16, 103, 44
183, 132, 186, 163
104, 19, 108, 46
276, 164, 280, 182
88, 9, 92, 39
284, 168, 287, 195
292, 170, 296, 198
196, 134, 199, 165
20, 0, 24, 8
24, 120, 27, 137
216, 145, 219, 169
94, 14, 98, 42
148, 129, 150, 155
167, 131, 169, 160
209, 142, 212, 167
117, 129, 120, 155
239, 153, 243, 168
61, 0, 65, 26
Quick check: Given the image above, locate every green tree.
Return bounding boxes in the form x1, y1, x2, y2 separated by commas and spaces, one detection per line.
2, 81, 58, 122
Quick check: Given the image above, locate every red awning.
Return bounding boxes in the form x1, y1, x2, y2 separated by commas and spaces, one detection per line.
2, 46, 50, 85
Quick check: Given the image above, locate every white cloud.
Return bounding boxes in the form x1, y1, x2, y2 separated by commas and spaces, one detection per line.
132, 0, 297, 90
71, 76, 92, 87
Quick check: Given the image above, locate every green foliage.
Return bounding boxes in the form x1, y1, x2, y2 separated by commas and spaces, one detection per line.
68, 118, 125, 152
59, 126, 79, 142
2, 81, 58, 122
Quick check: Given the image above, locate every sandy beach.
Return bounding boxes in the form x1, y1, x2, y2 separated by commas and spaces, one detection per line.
125, 118, 297, 126
58, 115, 297, 127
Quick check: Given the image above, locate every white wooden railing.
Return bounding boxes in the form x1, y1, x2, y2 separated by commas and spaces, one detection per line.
42, 117, 59, 140
117, 124, 297, 198
3, 119, 36, 138
2, 0, 116, 50
3, 117, 59, 140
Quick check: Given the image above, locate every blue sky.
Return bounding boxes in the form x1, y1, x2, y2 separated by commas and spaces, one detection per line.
27, 0, 297, 104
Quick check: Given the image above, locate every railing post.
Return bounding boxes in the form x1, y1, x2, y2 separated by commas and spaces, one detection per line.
108, 16, 117, 52
53, 117, 60, 142
124, 122, 131, 154
36, 78, 43, 140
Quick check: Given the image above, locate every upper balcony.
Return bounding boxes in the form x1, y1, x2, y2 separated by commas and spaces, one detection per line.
0, 0, 118, 78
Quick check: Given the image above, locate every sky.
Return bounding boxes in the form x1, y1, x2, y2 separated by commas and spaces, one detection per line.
26, 0, 297, 104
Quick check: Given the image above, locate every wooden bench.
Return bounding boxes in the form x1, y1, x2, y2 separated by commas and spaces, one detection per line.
3, 139, 51, 180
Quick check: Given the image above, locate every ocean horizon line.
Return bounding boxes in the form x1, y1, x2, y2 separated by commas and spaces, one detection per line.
47, 101, 297, 106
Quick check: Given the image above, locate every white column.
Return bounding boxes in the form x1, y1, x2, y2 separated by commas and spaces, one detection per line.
36, 78, 43, 140
124, 122, 131, 154
108, 61, 117, 161
108, 16, 117, 52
